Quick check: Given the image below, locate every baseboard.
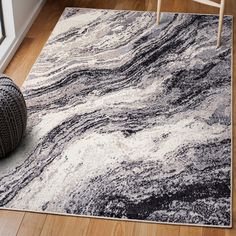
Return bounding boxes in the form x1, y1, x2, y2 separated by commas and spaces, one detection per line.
0, 0, 47, 73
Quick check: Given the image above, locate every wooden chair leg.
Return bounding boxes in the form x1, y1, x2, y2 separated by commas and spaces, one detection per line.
217, 0, 225, 48
157, 0, 162, 25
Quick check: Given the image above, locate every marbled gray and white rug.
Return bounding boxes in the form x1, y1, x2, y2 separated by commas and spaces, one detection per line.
0, 8, 233, 227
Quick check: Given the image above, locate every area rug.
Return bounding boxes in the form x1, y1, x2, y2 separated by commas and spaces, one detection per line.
0, 8, 233, 227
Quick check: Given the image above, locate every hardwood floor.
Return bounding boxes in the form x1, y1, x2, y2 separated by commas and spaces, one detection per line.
2, 0, 235, 235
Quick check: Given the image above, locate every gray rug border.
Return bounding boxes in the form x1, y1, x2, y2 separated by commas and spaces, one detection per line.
0, 8, 233, 228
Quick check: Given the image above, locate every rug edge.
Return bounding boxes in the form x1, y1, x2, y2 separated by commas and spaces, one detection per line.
0, 207, 232, 228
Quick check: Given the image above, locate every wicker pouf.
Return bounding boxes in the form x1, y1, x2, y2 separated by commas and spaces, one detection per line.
0, 75, 27, 159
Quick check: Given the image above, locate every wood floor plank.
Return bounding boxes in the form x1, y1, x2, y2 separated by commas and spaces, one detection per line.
40, 215, 90, 236
114, 0, 145, 11
16, 213, 47, 236
187, 0, 218, 14
225, 227, 236, 236
145, 0, 156, 11
65, 0, 118, 10
2, 0, 236, 235
86, 219, 122, 236
112, 221, 136, 236
179, 226, 203, 236
86, 219, 161, 236
155, 224, 180, 236
130, 222, 158, 236
0, 210, 25, 236
161, 0, 188, 12
202, 228, 225, 236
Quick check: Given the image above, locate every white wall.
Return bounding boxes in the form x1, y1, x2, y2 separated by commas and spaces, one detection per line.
12, 0, 42, 35
0, 0, 46, 72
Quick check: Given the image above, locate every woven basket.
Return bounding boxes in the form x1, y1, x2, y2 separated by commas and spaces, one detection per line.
0, 75, 27, 158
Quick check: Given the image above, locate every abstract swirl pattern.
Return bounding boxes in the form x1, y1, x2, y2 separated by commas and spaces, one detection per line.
0, 8, 232, 226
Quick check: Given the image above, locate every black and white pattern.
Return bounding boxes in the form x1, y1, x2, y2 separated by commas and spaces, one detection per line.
0, 8, 232, 227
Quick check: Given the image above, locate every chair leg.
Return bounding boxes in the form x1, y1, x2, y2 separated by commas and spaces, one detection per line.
217, 0, 225, 48
157, 0, 162, 25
